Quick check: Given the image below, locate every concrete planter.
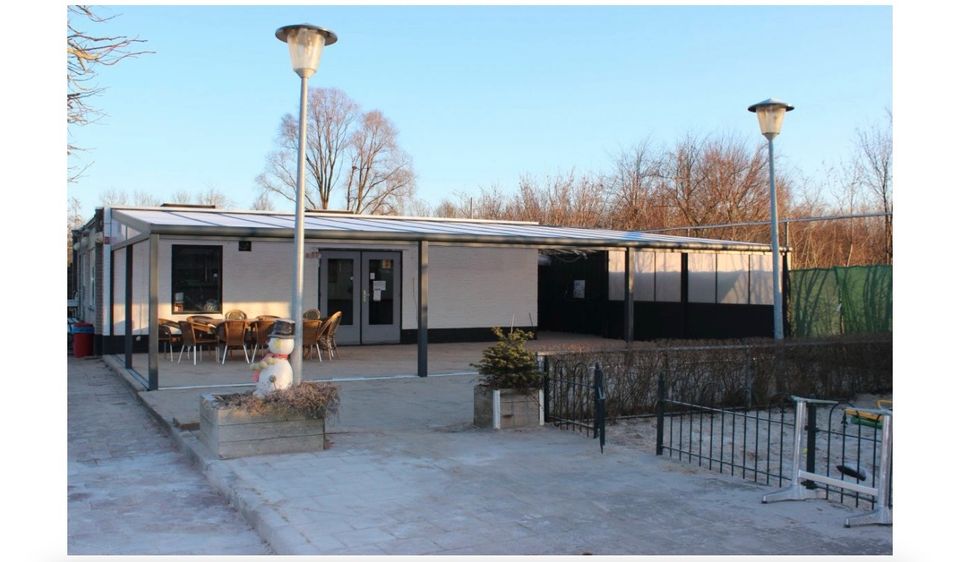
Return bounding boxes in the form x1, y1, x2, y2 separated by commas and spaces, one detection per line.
473, 385, 544, 429
199, 393, 327, 459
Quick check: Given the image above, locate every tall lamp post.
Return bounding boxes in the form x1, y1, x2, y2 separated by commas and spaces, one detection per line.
276, 24, 337, 384
748, 98, 794, 340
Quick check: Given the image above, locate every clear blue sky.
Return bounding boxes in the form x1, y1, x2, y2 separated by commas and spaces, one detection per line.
66, 3, 892, 216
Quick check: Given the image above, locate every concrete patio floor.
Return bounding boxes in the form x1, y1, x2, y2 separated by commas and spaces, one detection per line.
111, 332, 631, 431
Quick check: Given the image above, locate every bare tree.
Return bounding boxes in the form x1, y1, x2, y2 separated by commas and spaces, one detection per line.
650, 134, 782, 243
257, 87, 416, 213
99, 188, 129, 206
397, 197, 435, 217
606, 141, 663, 230
132, 190, 161, 206
166, 188, 232, 207
346, 111, 416, 215
97, 188, 161, 207
67, 197, 85, 265
168, 191, 194, 205
512, 171, 608, 228
852, 113, 892, 263
434, 186, 511, 220
68, 5, 151, 181
251, 192, 275, 211
195, 188, 232, 208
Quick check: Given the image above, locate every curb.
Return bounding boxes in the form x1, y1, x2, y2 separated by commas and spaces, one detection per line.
99, 355, 306, 554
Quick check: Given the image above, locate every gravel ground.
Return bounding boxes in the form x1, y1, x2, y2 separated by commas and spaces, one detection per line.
604, 392, 893, 507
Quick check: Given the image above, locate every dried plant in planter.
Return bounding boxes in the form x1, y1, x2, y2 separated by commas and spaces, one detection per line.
215, 382, 340, 420
472, 327, 541, 392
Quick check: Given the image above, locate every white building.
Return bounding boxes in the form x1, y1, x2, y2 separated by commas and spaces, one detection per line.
72, 205, 785, 389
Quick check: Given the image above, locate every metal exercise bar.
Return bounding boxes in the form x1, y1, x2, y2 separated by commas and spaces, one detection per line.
762, 396, 892, 527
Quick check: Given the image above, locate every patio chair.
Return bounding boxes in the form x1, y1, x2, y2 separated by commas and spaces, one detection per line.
319, 311, 342, 360
224, 309, 247, 321
302, 318, 324, 360
178, 320, 218, 365
186, 315, 217, 326
249, 317, 276, 361
158, 318, 181, 361
303, 308, 322, 320
218, 319, 251, 364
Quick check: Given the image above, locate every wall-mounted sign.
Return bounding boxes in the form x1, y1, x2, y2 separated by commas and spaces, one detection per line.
573, 279, 586, 299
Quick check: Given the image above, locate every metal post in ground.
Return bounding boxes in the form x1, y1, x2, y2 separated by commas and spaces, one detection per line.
542, 356, 551, 422
845, 412, 893, 527
805, 402, 818, 489
763, 397, 819, 503
656, 370, 666, 456
593, 363, 606, 453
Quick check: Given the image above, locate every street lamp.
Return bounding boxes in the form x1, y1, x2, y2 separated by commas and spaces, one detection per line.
276, 24, 337, 385
748, 98, 794, 340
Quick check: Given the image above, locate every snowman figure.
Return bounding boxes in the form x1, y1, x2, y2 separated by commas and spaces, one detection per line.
250, 319, 295, 398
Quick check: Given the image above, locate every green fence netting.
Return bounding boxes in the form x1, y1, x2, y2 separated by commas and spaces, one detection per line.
789, 265, 892, 337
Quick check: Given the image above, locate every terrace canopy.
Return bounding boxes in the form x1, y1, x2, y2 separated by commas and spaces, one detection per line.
105, 207, 773, 389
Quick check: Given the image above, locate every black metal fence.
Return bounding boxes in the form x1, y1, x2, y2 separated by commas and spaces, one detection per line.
541, 356, 606, 452
538, 337, 892, 509
657, 384, 891, 510
801, 400, 891, 510
657, 395, 795, 487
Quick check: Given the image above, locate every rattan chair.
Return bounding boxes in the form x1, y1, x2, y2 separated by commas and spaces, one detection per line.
158, 318, 181, 361
249, 317, 277, 361
224, 309, 247, 321
319, 311, 342, 360
218, 319, 250, 364
303, 308, 322, 320
302, 318, 324, 360
178, 320, 218, 365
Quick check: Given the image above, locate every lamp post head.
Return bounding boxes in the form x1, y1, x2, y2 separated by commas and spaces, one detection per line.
748, 98, 794, 140
276, 24, 337, 79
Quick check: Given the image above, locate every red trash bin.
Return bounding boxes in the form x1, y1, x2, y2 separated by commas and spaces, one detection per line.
72, 322, 94, 358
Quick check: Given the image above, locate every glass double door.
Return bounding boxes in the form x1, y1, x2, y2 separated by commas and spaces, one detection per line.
319, 251, 401, 345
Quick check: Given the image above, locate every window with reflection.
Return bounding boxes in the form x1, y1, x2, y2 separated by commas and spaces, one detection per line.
171, 245, 222, 314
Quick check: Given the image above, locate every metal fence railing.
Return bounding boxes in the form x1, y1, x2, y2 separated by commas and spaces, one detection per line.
656, 395, 795, 487
656, 386, 893, 524
540, 355, 606, 452
761, 397, 893, 527
537, 338, 892, 524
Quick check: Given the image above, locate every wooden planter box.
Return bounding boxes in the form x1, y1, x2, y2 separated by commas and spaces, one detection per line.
473, 386, 544, 429
199, 394, 327, 459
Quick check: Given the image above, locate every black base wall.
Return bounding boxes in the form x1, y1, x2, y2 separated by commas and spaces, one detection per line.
99, 334, 150, 355
95, 327, 543, 353
604, 301, 774, 340
400, 326, 538, 344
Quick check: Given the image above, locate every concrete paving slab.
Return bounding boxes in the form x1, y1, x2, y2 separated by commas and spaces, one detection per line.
190, 425, 891, 555
67, 357, 271, 555
93, 347, 893, 556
